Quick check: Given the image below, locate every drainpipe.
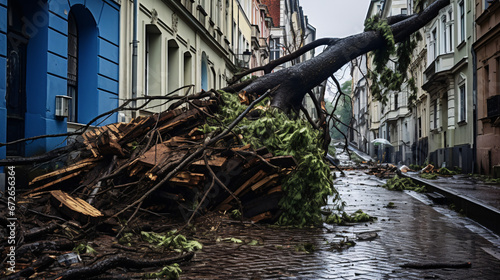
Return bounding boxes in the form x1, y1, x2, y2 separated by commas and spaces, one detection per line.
472, 45, 477, 174
132, 0, 139, 115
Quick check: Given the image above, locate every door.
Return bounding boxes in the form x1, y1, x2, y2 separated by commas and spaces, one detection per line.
6, 2, 28, 156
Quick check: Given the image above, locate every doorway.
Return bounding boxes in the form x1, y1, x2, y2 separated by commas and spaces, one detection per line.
6, 1, 28, 157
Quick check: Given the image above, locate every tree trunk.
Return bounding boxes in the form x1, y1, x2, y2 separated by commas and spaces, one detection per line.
241, 0, 450, 113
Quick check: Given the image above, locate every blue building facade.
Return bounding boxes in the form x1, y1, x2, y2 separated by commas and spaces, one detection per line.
0, 0, 120, 159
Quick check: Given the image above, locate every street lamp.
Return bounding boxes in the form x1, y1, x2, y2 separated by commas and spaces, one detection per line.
242, 49, 252, 64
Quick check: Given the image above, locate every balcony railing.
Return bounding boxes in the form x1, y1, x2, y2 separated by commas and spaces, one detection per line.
251, 25, 260, 50
259, 37, 269, 58
424, 53, 454, 82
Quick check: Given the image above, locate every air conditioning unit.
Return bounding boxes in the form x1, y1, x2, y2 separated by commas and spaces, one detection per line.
55, 95, 71, 118
487, 95, 500, 118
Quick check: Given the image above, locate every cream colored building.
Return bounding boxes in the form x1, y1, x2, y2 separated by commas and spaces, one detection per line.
119, 0, 241, 118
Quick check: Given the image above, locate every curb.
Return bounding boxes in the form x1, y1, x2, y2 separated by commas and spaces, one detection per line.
401, 173, 500, 235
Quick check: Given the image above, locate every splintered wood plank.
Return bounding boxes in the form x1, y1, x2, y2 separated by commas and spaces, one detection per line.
250, 211, 272, 223
23, 170, 83, 197
30, 158, 98, 185
158, 109, 204, 134
138, 144, 172, 167
97, 130, 125, 156
250, 174, 279, 191
216, 170, 267, 210
169, 172, 205, 187
267, 185, 282, 194
231, 144, 252, 152
50, 190, 103, 223
191, 155, 228, 168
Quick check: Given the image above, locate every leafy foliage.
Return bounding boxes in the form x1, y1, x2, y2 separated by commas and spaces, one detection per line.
326, 81, 352, 140
325, 209, 376, 225
438, 167, 458, 175
364, 15, 421, 107
141, 231, 202, 253
73, 243, 97, 255
382, 175, 426, 192
420, 173, 438, 180
208, 91, 339, 227
143, 264, 182, 279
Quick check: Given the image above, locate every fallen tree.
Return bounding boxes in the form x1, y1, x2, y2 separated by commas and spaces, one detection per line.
0, 1, 452, 278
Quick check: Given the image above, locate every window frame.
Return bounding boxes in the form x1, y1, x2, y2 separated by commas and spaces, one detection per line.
459, 0, 465, 42
459, 83, 466, 123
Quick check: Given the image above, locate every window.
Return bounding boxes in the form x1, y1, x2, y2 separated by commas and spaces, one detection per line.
201, 52, 208, 90
485, 65, 490, 96
459, 84, 466, 122
145, 25, 161, 97
270, 38, 280, 61
418, 117, 422, 138
401, 8, 407, 15
442, 15, 447, 53
459, 0, 465, 42
433, 101, 438, 129
432, 28, 437, 59
168, 40, 180, 94
394, 93, 399, 110
448, 11, 453, 51
67, 11, 78, 122
183, 52, 192, 89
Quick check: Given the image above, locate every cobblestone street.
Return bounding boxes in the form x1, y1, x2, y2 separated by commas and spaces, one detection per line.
181, 167, 500, 279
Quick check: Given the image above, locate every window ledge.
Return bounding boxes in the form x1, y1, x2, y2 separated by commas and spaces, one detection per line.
457, 120, 467, 126
456, 40, 466, 50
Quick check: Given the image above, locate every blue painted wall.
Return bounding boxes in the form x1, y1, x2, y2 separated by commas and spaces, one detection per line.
0, 0, 120, 158
0, 1, 7, 162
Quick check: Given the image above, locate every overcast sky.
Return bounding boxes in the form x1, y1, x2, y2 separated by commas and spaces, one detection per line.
299, 0, 372, 91
301, 0, 372, 40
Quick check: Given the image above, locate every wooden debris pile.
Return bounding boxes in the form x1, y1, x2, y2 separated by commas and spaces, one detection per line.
1, 92, 298, 278
366, 163, 398, 178
24, 94, 296, 223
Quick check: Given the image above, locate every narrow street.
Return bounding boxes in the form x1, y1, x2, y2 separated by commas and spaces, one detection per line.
181, 147, 500, 279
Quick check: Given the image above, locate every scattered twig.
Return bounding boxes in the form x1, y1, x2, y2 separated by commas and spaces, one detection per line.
53, 252, 195, 280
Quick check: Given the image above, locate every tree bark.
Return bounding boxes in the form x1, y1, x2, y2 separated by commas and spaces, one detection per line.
241, 0, 450, 113
54, 252, 195, 280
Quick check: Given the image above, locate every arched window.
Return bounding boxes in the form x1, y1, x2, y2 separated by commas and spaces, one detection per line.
201, 52, 208, 90
168, 39, 180, 95
183, 52, 192, 93
67, 11, 78, 122
67, 5, 98, 124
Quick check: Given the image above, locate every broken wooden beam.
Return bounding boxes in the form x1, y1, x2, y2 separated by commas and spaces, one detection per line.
50, 190, 103, 224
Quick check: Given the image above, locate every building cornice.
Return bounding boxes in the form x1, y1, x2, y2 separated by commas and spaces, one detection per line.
473, 24, 500, 56
476, 0, 500, 26
160, 0, 233, 66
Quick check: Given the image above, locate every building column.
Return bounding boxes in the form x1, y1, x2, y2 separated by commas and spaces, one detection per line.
447, 82, 455, 148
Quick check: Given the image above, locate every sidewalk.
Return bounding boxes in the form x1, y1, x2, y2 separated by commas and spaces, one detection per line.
402, 172, 500, 235
344, 144, 500, 235
181, 168, 500, 279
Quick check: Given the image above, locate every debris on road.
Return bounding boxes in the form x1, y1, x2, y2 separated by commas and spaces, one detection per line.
0, 91, 301, 278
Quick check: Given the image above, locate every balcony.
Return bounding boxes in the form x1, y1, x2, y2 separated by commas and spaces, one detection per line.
259, 37, 269, 58
251, 25, 260, 50
422, 53, 454, 94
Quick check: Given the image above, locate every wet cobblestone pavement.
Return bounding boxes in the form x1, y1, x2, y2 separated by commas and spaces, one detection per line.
181, 168, 500, 279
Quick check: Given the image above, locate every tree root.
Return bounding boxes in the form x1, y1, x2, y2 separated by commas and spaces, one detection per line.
6, 255, 55, 280
53, 251, 195, 280
16, 240, 74, 258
